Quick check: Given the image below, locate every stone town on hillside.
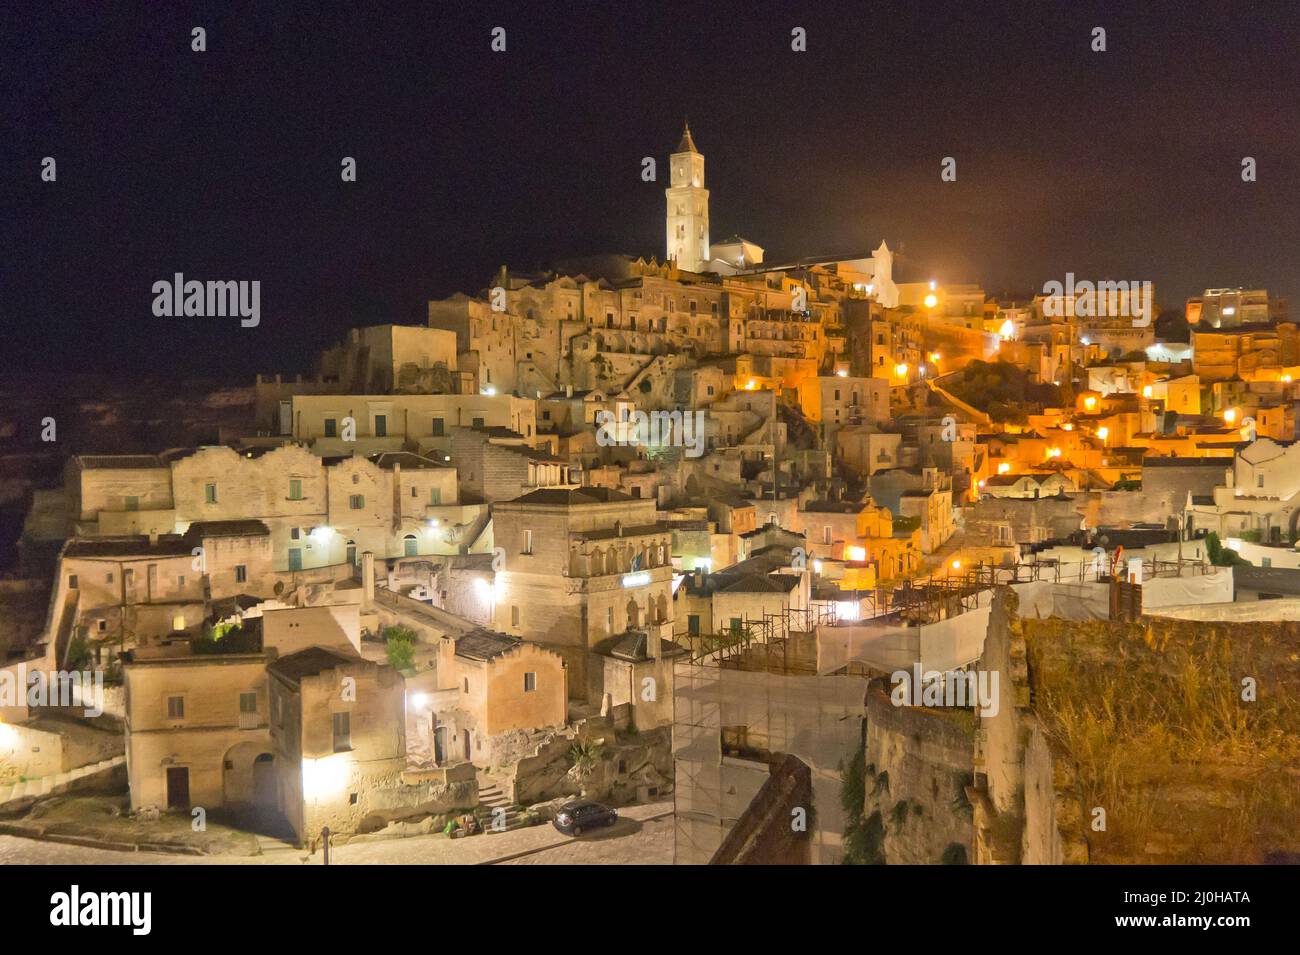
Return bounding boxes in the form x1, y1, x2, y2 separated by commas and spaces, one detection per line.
2, 126, 1297, 865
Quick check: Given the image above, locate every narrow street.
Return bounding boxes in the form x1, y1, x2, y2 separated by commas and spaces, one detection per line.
0, 801, 675, 866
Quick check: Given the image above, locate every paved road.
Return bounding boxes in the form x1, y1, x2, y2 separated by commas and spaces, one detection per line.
0, 801, 674, 866
498, 812, 673, 865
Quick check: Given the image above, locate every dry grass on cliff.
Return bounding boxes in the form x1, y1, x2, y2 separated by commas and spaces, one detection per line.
1025, 618, 1300, 864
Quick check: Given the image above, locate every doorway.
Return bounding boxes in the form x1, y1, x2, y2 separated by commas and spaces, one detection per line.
166, 767, 190, 809
433, 721, 447, 765
253, 753, 275, 806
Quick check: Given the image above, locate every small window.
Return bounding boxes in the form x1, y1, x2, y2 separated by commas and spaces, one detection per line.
431, 418, 445, 437
205, 483, 217, 504
235, 565, 247, 583
350, 494, 365, 509
106, 572, 114, 584
239, 692, 257, 714
172, 614, 185, 631
524, 672, 537, 693
68, 574, 78, 590
462, 678, 469, 693
523, 529, 533, 555
291, 527, 301, 540
125, 495, 139, 511
324, 418, 338, 438
430, 487, 441, 505
289, 479, 303, 501
374, 414, 388, 437
167, 696, 185, 720
472, 417, 485, 429
332, 712, 351, 752
512, 605, 521, 627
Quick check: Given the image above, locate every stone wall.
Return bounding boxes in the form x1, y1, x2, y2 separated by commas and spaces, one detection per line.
0, 722, 63, 784
510, 720, 673, 807
864, 683, 975, 864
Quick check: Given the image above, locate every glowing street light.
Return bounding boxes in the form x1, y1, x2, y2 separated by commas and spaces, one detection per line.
894, 363, 909, 378
997, 462, 1011, 474
1097, 427, 1109, 442
1142, 385, 1153, 398
1083, 396, 1097, 410
1223, 408, 1238, 424
923, 294, 938, 309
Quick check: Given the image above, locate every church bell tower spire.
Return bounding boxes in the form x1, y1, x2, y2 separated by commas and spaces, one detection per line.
665, 123, 709, 272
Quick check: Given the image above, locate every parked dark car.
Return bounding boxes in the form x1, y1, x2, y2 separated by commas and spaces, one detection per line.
553, 800, 618, 835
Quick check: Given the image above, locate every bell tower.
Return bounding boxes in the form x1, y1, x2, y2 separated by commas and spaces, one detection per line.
665, 123, 709, 272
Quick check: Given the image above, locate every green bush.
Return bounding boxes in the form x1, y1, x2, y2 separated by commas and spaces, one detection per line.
65, 634, 92, 670
1205, 532, 1250, 567
384, 627, 417, 671
192, 624, 261, 655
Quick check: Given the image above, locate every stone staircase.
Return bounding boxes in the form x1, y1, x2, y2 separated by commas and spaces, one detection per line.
473, 779, 530, 834
0, 756, 126, 813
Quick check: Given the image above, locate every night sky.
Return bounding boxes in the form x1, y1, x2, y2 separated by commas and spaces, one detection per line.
4, 1, 1299, 382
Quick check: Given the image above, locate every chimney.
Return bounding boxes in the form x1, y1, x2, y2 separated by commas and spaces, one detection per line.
645, 624, 661, 660
392, 460, 402, 522
362, 551, 375, 610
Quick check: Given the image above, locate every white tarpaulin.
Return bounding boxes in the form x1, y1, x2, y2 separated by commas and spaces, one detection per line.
816, 595, 992, 675
1141, 568, 1234, 609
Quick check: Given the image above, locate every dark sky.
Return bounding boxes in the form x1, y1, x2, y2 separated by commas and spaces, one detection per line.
4, 1, 1300, 382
